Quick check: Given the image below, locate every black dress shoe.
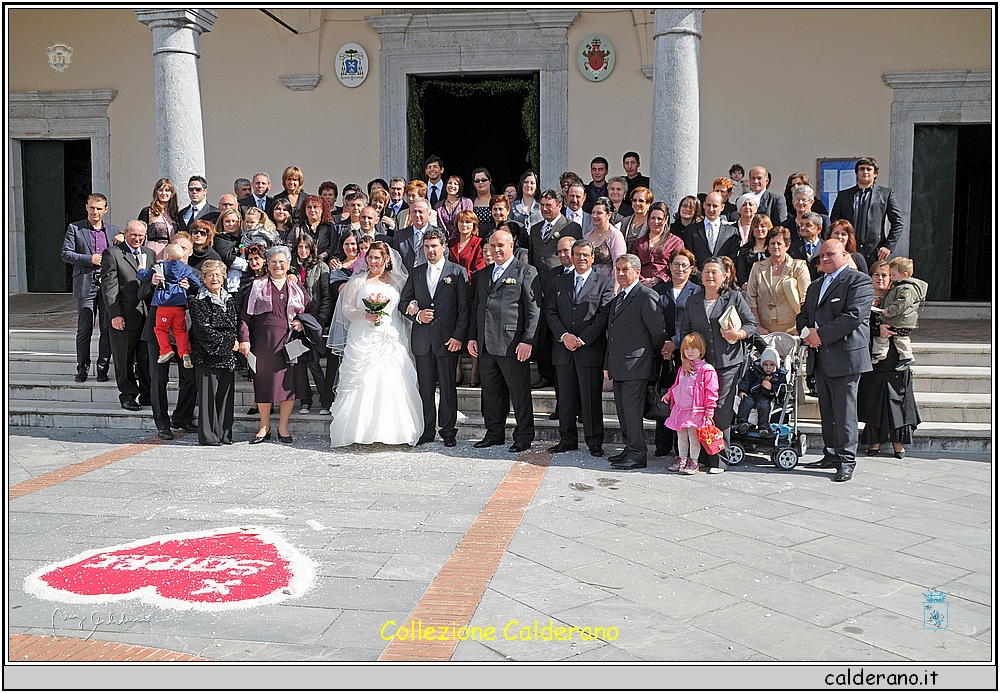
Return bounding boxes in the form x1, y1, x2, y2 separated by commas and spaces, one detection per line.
547, 443, 578, 453
96, 372, 109, 383
654, 449, 671, 458
614, 458, 647, 470
202, 441, 222, 447
277, 431, 293, 443
834, 469, 853, 482
608, 449, 629, 463
443, 438, 457, 448
250, 430, 272, 444
157, 429, 174, 441
531, 378, 551, 389
548, 411, 560, 420
805, 459, 838, 469
121, 400, 140, 412
589, 446, 605, 457
172, 421, 198, 433
473, 438, 502, 449
75, 372, 88, 383
893, 448, 906, 459
508, 442, 530, 453
416, 435, 435, 446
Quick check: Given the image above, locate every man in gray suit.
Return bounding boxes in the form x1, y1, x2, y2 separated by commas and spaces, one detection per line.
393, 197, 443, 272
748, 166, 787, 225
61, 193, 118, 383
682, 192, 740, 269
562, 182, 593, 235
606, 254, 665, 469
468, 229, 542, 453
797, 239, 874, 482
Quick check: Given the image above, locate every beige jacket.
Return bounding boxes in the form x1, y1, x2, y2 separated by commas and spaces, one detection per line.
746, 256, 810, 333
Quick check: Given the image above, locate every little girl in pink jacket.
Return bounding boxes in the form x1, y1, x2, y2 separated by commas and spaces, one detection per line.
664, 332, 719, 475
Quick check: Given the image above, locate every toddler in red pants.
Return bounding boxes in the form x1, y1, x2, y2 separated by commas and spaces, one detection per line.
137, 243, 201, 368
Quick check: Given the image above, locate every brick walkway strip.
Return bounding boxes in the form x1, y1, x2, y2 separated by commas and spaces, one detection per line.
7, 634, 209, 662
379, 451, 552, 661
8, 433, 185, 501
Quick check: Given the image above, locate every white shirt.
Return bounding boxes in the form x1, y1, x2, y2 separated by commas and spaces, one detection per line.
427, 182, 442, 201
704, 217, 721, 251
427, 257, 445, 297
492, 257, 514, 282
573, 268, 593, 294
568, 208, 583, 226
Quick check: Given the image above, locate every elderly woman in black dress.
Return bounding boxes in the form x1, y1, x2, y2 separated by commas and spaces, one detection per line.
238, 245, 314, 444
189, 259, 239, 446
858, 261, 920, 458
668, 256, 758, 472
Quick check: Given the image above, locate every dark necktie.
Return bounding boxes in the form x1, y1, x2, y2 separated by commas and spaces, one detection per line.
856, 188, 872, 240
429, 185, 440, 208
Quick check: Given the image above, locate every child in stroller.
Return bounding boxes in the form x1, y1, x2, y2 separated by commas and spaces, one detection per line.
736, 346, 786, 433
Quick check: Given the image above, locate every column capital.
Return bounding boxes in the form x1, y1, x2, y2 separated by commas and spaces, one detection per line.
652, 8, 703, 40
134, 9, 218, 34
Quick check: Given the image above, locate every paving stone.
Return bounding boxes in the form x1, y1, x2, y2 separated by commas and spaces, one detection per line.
763, 488, 902, 522
578, 529, 729, 577
324, 528, 463, 556
451, 638, 512, 661
678, 507, 826, 547
292, 576, 429, 613
938, 571, 991, 607
506, 527, 617, 573
301, 549, 391, 579
679, 532, 843, 581
206, 638, 375, 661
794, 535, 971, 587
946, 492, 990, 512
282, 506, 428, 532
873, 512, 991, 551
374, 553, 450, 582
559, 643, 646, 661
688, 600, 898, 661
853, 472, 979, 502
776, 509, 929, 551
485, 553, 614, 614
552, 595, 755, 661
829, 607, 991, 661
313, 608, 411, 651
805, 567, 932, 617
901, 538, 992, 575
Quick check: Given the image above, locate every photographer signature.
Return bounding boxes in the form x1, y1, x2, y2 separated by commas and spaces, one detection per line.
51, 608, 152, 638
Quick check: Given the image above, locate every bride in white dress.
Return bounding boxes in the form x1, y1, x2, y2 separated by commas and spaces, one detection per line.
327, 242, 423, 446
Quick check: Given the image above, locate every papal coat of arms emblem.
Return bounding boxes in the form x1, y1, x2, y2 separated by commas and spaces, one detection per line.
578, 34, 615, 82
46, 43, 72, 72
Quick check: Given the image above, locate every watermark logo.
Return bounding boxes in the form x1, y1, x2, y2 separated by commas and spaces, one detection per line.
922, 588, 948, 631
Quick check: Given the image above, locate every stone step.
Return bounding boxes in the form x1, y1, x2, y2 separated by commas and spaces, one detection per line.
6, 399, 992, 453
796, 391, 992, 424
910, 365, 992, 393
910, 342, 992, 367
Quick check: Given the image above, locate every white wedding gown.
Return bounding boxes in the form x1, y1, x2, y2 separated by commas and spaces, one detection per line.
329, 280, 424, 447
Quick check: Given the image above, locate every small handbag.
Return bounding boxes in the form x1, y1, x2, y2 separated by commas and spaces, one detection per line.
644, 358, 675, 421
697, 423, 726, 455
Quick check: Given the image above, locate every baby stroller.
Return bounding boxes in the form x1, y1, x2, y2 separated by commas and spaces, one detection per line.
727, 332, 808, 470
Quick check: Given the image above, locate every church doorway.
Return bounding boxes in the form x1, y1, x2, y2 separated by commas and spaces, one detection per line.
909, 123, 990, 301
409, 73, 539, 196
21, 138, 92, 292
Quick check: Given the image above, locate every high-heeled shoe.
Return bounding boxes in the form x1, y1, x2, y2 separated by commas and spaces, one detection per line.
455, 371, 464, 386
893, 447, 906, 459
247, 406, 259, 416
277, 430, 293, 444
250, 429, 271, 444
865, 446, 881, 456
468, 379, 480, 388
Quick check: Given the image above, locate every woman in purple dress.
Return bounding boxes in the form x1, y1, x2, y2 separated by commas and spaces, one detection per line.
238, 245, 314, 444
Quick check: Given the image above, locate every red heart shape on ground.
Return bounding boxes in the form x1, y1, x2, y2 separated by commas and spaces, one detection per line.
25, 527, 315, 611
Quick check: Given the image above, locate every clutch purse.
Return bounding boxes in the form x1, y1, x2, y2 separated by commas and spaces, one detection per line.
696, 423, 726, 455
719, 304, 743, 344
644, 358, 676, 421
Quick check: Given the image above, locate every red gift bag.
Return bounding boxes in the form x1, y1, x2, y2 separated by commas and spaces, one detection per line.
696, 423, 726, 455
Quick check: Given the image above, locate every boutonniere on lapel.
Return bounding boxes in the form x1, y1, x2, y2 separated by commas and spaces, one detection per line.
443, 277, 453, 284
503, 278, 517, 285
552, 231, 561, 239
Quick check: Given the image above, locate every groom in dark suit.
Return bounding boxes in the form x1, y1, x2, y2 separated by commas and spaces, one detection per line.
797, 239, 874, 482
545, 239, 614, 457
468, 229, 541, 453
400, 228, 470, 447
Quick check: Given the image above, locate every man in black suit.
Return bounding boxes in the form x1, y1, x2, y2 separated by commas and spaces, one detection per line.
584, 157, 609, 213
139, 231, 199, 440
829, 157, 903, 268
177, 176, 220, 230
683, 192, 740, 269
102, 220, 155, 411
238, 172, 276, 218
528, 190, 583, 390
386, 177, 408, 219
797, 239, 874, 482
61, 193, 118, 383
393, 198, 444, 272
606, 254, 665, 469
748, 166, 787, 225
400, 229, 470, 447
546, 239, 615, 457
468, 229, 541, 453
788, 212, 826, 280
424, 155, 445, 208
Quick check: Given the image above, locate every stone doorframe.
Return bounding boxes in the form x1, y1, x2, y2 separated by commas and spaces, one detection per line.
8, 90, 116, 292
881, 70, 991, 256
367, 9, 579, 189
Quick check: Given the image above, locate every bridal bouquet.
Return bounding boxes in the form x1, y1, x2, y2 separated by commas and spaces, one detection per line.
362, 293, 390, 326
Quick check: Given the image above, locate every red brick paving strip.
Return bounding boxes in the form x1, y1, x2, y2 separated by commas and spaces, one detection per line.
379, 451, 552, 661
8, 433, 185, 501
7, 634, 209, 661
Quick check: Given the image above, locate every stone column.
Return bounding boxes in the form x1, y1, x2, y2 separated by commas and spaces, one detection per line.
650, 8, 702, 212
135, 9, 217, 206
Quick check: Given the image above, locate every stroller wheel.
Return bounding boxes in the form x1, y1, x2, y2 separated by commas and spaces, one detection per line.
798, 433, 808, 457
773, 447, 799, 470
728, 442, 745, 466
